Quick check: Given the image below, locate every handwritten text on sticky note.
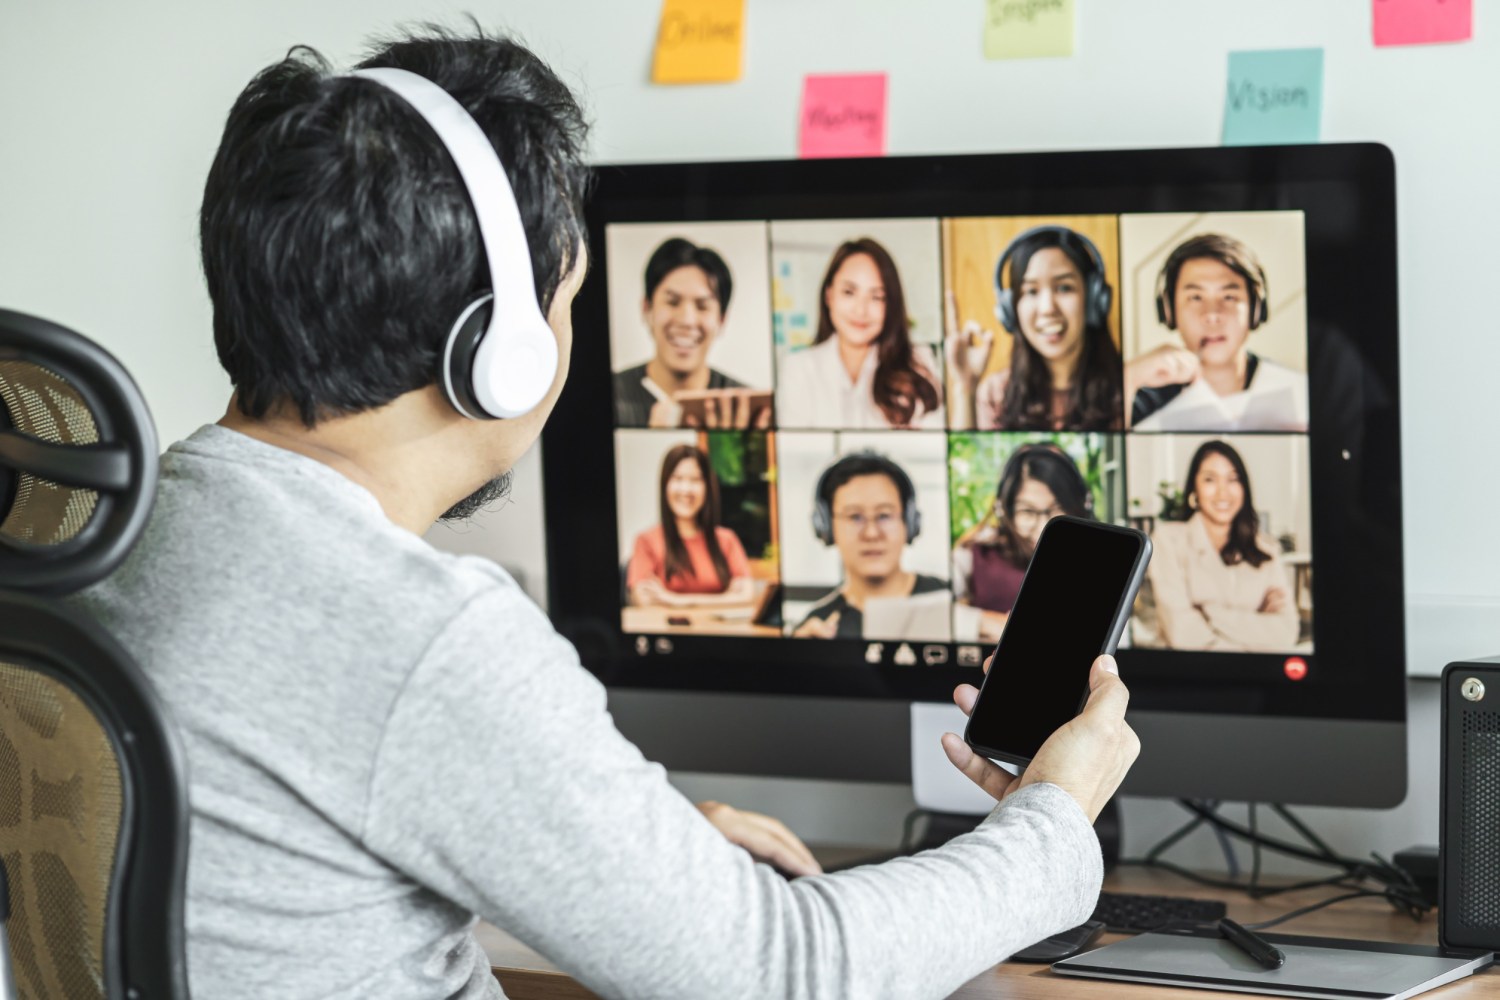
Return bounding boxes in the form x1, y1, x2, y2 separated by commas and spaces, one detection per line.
1223, 49, 1323, 147
799, 74, 886, 159
1373, 0, 1472, 46
651, 0, 744, 85
984, 0, 1075, 60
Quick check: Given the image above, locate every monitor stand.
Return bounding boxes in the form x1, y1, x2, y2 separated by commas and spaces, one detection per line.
905, 701, 1121, 864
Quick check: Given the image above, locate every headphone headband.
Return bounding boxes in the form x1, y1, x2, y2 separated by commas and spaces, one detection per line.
349, 67, 558, 419
998, 441, 1093, 516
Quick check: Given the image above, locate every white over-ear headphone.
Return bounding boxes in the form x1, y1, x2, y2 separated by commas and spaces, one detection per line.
349, 67, 559, 420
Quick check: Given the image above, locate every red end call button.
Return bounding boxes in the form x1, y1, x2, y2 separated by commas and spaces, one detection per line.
1284, 657, 1308, 681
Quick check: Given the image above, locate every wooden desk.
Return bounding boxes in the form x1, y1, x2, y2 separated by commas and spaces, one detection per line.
620, 604, 780, 638
481, 857, 1497, 999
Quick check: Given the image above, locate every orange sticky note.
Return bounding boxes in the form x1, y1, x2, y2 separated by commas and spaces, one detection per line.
1373, 0, 1472, 46
651, 0, 744, 84
798, 74, 887, 159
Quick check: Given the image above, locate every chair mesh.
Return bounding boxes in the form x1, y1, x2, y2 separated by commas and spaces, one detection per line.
0, 660, 122, 1000
0, 361, 101, 546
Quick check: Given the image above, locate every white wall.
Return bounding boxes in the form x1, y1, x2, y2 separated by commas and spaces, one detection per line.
4, 0, 1493, 865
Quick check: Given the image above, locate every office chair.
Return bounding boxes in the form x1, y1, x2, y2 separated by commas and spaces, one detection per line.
0, 308, 189, 999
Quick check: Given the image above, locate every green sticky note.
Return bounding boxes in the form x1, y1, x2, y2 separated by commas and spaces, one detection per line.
984, 0, 1074, 60
1223, 49, 1324, 146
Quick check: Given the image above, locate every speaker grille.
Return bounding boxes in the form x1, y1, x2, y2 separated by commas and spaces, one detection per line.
1458, 708, 1500, 930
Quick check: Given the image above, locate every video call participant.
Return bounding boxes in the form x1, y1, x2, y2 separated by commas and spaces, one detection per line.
777, 238, 944, 429
1127, 233, 1308, 432
74, 29, 1139, 999
947, 226, 1123, 431
1146, 441, 1300, 651
627, 444, 753, 608
794, 452, 947, 638
613, 237, 768, 429
953, 442, 1093, 643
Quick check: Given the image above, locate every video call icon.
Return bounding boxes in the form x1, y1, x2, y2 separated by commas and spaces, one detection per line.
957, 646, 983, 667
922, 645, 949, 666
894, 643, 917, 667
654, 637, 674, 655
865, 643, 884, 664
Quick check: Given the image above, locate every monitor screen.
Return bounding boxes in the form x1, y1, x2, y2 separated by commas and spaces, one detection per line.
544, 145, 1403, 728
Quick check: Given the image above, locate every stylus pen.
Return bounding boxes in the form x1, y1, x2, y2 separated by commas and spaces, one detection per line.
1218, 917, 1285, 970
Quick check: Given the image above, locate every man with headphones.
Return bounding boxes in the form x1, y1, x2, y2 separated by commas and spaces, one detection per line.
793, 451, 949, 639
74, 27, 1139, 1000
1126, 232, 1309, 432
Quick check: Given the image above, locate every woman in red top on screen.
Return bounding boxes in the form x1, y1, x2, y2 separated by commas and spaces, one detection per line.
627, 444, 753, 608
952, 442, 1094, 643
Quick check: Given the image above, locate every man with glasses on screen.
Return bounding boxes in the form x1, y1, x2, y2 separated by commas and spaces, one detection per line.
794, 452, 950, 639
73, 26, 1139, 1000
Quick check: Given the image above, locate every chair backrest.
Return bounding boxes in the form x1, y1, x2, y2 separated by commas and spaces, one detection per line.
0, 310, 187, 999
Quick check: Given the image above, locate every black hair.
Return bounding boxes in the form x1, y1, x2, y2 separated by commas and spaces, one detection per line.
643, 238, 733, 314
818, 452, 915, 514
200, 24, 592, 426
814, 238, 940, 427
998, 228, 1122, 430
1183, 440, 1271, 569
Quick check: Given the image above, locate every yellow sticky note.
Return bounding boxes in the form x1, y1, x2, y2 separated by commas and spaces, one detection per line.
651, 0, 744, 84
984, 0, 1075, 60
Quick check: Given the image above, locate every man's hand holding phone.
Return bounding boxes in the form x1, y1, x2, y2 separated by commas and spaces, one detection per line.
941, 654, 1140, 823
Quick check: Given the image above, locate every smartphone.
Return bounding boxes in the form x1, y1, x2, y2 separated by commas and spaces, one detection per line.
963, 516, 1151, 768
672, 388, 773, 426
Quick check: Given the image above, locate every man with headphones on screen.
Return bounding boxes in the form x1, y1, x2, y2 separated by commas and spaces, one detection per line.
793, 452, 949, 640
74, 26, 1138, 1000
1125, 232, 1309, 431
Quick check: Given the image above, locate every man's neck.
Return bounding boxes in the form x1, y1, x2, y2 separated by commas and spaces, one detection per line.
841, 569, 916, 609
1200, 350, 1250, 397
217, 387, 502, 535
644, 359, 710, 396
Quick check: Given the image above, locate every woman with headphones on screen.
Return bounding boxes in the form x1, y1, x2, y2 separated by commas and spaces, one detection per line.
1146, 440, 1300, 651
953, 442, 1094, 643
946, 225, 1123, 431
627, 444, 754, 608
776, 238, 945, 429
1125, 233, 1308, 432
793, 452, 947, 639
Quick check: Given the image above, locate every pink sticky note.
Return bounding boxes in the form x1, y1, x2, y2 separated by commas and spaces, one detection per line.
1373, 0, 1472, 46
798, 73, 886, 159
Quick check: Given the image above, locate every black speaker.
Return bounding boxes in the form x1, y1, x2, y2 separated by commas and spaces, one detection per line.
1442, 657, 1500, 952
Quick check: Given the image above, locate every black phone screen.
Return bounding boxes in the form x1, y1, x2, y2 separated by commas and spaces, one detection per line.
964, 517, 1148, 764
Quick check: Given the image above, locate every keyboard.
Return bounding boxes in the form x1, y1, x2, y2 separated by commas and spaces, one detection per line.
1090, 891, 1226, 933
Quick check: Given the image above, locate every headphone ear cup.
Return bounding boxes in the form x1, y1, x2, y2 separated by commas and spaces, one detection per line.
906, 507, 922, 544
1088, 279, 1113, 330
812, 503, 833, 546
442, 296, 493, 420
995, 291, 1018, 334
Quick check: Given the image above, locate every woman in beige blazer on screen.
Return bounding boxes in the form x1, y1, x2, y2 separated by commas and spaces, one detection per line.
1147, 440, 1299, 651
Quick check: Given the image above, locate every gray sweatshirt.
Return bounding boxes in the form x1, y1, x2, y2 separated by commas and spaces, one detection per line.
73, 425, 1102, 1000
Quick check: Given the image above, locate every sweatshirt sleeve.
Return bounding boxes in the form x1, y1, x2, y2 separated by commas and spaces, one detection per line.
362, 587, 1103, 1000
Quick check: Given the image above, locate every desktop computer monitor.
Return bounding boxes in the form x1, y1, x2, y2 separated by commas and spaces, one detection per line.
542, 144, 1404, 810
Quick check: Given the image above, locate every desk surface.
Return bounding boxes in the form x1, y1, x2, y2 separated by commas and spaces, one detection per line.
480, 855, 1495, 1000
619, 604, 780, 638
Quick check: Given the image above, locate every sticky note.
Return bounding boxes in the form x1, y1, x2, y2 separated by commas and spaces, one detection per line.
651, 0, 744, 85
1373, 0, 1472, 46
984, 0, 1075, 59
798, 74, 886, 159
1222, 49, 1323, 147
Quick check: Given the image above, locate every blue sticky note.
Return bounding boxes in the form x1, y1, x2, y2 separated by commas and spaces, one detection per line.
1223, 49, 1323, 146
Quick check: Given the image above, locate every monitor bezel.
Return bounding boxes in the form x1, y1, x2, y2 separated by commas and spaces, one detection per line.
543, 144, 1403, 725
